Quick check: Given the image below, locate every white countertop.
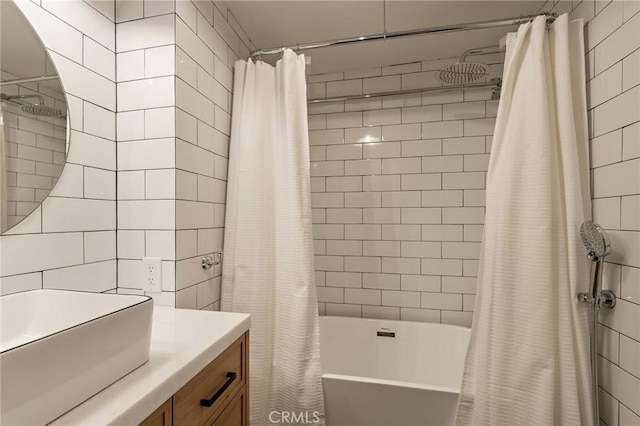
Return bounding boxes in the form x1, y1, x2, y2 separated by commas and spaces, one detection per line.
51, 307, 250, 426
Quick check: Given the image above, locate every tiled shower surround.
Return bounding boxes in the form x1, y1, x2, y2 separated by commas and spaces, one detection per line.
568, 0, 640, 423
308, 1, 640, 421
308, 56, 502, 327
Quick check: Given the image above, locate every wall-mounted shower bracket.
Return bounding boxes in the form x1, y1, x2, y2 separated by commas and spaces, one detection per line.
577, 290, 616, 309
599, 290, 616, 308
491, 78, 502, 100
202, 250, 224, 270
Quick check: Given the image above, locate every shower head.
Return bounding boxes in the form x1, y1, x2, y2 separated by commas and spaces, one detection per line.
438, 45, 499, 85
438, 62, 489, 85
0, 93, 65, 118
580, 221, 611, 261
20, 103, 64, 118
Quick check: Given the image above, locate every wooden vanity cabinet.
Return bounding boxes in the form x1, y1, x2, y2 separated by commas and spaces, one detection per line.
211, 386, 247, 426
139, 398, 172, 426
140, 333, 249, 426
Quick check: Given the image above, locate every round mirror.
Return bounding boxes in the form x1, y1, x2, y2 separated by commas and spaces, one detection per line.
0, 0, 68, 233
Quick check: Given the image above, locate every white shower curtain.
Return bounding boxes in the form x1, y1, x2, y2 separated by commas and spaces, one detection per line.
456, 14, 593, 426
221, 49, 324, 425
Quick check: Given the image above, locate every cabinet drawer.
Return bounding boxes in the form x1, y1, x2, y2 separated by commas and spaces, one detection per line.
210, 386, 247, 426
174, 334, 247, 425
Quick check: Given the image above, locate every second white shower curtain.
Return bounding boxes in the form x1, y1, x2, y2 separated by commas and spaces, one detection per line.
221, 50, 325, 425
456, 14, 593, 426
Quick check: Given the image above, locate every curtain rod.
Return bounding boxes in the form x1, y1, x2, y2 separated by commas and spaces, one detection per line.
250, 12, 556, 58
308, 78, 502, 104
0, 75, 59, 87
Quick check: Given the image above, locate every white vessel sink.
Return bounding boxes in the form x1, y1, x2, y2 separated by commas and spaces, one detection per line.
0, 289, 153, 425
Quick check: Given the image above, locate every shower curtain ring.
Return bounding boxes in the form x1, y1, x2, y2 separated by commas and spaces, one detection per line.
545, 12, 558, 27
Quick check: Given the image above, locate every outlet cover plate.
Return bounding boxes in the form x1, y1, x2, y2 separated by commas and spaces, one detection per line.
142, 257, 162, 292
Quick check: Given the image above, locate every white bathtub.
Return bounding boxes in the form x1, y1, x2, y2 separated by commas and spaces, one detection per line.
319, 316, 471, 426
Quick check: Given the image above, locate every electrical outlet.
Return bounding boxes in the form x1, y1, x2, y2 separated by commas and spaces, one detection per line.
142, 257, 162, 292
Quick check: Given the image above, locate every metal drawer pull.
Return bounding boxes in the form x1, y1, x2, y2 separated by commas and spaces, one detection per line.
200, 372, 237, 407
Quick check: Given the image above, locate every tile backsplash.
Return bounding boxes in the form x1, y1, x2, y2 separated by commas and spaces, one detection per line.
0, 0, 117, 295
308, 54, 502, 327
114, 0, 250, 309
173, 1, 236, 310
0, 0, 250, 312
115, 3, 180, 307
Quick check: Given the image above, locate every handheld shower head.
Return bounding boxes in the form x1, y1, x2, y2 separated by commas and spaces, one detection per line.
579, 221, 616, 426
580, 221, 611, 261
580, 221, 613, 303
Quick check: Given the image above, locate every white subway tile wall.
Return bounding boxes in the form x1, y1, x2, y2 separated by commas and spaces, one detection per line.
2, 84, 67, 227
0, 0, 117, 296
309, 55, 502, 328
567, 0, 640, 422
0, 0, 248, 312
115, 0, 251, 310
115, 3, 177, 307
